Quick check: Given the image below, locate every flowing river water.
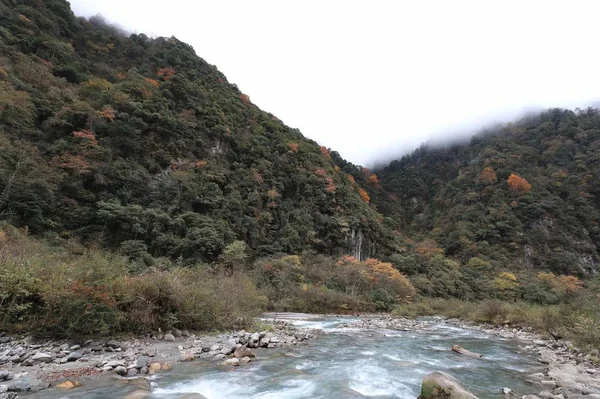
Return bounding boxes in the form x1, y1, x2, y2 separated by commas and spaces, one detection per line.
32, 314, 544, 398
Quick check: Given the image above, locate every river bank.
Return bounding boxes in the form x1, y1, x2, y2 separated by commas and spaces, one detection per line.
0, 316, 319, 398
1, 313, 599, 398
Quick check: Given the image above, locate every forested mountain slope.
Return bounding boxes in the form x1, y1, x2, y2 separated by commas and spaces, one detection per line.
374, 109, 600, 277
0, 0, 395, 263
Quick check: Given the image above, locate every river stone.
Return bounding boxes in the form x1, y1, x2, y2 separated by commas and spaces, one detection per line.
106, 339, 121, 349
220, 358, 240, 366
173, 329, 183, 338
67, 351, 83, 362
0, 392, 18, 399
31, 352, 53, 363
178, 394, 208, 399
105, 360, 125, 368
233, 347, 255, 358
114, 366, 127, 376
240, 356, 251, 364
418, 371, 478, 399
163, 334, 175, 342
136, 356, 149, 368
0, 372, 12, 382
123, 390, 151, 399
127, 368, 139, 377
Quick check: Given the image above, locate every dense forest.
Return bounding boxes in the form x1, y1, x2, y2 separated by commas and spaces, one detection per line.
1, 0, 599, 344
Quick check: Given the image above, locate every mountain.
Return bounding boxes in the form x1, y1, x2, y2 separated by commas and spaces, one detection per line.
0, 0, 397, 264
373, 108, 600, 280
2, 0, 599, 311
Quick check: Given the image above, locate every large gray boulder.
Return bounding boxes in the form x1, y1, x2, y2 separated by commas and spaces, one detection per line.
418, 371, 478, 399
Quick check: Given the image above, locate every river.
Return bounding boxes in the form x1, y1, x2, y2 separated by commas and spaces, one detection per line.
31, 313, 543, 398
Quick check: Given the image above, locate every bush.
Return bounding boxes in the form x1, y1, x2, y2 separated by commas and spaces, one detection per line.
0, 224, 267, 335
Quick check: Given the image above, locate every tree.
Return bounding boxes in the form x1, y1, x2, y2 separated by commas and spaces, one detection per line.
507, 173, 531, 194
479, 167, 497, 185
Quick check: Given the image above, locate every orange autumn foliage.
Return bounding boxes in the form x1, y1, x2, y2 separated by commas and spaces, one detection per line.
479, 167, 497, 185
194, 160, 207, 168
346, 174, 356, 185
288, 143, 299, 152
97, 106, 116, 121
157, 67, 175, 81
72, 129, 98, 146
368, 173, 380, 186
240, 94, 251, 105
315, 168, 327, 177
319, 146, 331, 158
325, 177, 336, 193
507, 173, 532, 194
358, 187, 370, 203
143, 77, 159, 87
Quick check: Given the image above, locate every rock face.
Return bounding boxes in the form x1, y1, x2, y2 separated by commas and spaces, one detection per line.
419, 371, 479, 399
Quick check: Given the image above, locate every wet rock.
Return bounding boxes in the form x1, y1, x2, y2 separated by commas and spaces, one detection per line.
56, 380, 80, 389
0, 372, 12, 382
173, 329, 183, 338
451, 345, 482, 358
220, 358, 239, 367
115, 366, 128, 376
240, 356, 251, 364
418, 371, 478, 399
123, 390, 151, 399
148, 362, 162, 372
127, 368, 138, 377
233, 347, 255, 358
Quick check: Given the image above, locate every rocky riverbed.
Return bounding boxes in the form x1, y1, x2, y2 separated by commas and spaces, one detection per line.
346, 315, 600, 399
0, 320, 319, 399
1, 314, 599, 399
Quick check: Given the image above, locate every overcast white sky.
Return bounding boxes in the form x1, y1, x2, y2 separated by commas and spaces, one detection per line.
70, 0, 600, 166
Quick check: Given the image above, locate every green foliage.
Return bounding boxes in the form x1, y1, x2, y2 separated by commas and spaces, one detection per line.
0, 0, 394, 265
376, 108, 600, 276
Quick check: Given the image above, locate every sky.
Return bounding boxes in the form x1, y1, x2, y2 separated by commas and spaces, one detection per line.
69, 0, 600, 166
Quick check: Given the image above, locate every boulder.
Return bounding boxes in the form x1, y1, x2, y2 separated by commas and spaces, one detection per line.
56, 380, 80, 389
123, 390, 151, 399
220, 358, 240, 367
233, 347, 255, 358
240, 356, 251, 364
66, 351, 83, 362
114, 366, 128, 376
106, 340, 121, 349
135, 356, 149, 369
31, 352, 53, 363
418, 371, 478, 399
163, 334, 175, 342
451, 345, 482, 358
173, 329, 183, 338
